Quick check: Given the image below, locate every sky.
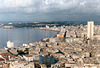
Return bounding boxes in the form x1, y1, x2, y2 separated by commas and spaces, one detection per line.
0, 0, 100, 22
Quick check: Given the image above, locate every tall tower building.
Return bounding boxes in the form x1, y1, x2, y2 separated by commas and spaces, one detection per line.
87, 21, 94, 39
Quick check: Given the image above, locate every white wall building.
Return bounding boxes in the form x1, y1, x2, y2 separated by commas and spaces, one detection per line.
10, 61, 35, 68
60, 26, 65, 33
23, 55, 34, 61
87, 21, 94, 39
7, 41, 14, 48
46, 25, 49, 29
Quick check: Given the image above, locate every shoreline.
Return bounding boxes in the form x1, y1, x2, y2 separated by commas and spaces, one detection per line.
0, 27, 58, 51
1, 27, 60, 32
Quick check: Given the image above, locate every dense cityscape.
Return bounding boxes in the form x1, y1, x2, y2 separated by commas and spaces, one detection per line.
1, 0, 100, 68
0, 21, 99, 68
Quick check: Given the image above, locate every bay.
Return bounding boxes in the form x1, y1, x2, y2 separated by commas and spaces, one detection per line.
0, 28, 56, 48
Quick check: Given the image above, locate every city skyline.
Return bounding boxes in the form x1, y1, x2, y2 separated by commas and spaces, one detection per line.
0, 0, 100, 22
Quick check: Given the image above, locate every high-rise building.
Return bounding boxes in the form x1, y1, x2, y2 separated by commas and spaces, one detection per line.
87, 21, 94, 39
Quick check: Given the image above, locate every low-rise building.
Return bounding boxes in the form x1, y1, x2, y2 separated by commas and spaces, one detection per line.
23, 55, 34, 61
10, 61, 35, 68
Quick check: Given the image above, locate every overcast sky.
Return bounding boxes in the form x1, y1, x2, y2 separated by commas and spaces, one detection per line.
0, 0, 100, 22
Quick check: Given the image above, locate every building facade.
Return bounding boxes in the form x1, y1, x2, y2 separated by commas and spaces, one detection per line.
87, 21, 94, 39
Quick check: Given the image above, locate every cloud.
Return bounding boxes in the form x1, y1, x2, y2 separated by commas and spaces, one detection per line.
0, 0, 100, 21
0, 0, 99, 13
0, 0, 33, 8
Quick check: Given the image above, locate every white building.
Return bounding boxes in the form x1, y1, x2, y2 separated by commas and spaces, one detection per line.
7, 41, 14, 48
87, 21, 94, 39
23, 55, 34, 61
49, 37, 56, 42
46, 25, 49, 29
3, 26, 13, 29
60, 26, 65, 33
65, 63, 100, 68
10, 61, 35, 68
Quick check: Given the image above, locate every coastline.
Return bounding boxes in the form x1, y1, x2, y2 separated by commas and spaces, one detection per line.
0, 27, 58, 54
